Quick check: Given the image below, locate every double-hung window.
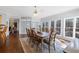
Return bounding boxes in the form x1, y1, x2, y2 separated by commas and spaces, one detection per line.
42, 22, 48, 32
65, 18, 73, 37
75, 18, 79, 38
51, 21, 54, 29
56, 20, 61, 35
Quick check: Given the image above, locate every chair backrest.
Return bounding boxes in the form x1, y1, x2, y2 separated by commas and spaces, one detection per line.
50, 32, 57, 44
0, 25, 7, 33
26, 29, 30, 37
30, 29, 34, 37
3, 26, 7, 33
0, 24, 5, 31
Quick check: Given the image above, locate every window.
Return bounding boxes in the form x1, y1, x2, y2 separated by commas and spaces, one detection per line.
21, 21, 31, 34
42, 22, 48, 32
56, 20, 61, 35
75, 18, 79, 38
42, 22, 45, 31
45, 22, 48, 32
65, 19, 73, 37
51, 21, 54, 29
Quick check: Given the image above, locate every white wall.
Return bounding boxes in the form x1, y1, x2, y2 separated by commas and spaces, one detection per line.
19, 18, 41, 34
19, 18, 31, 34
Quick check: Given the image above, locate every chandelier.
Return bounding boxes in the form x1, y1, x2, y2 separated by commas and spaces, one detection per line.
33, 6, 38, 16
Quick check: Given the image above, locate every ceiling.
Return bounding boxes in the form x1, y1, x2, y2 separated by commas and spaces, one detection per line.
0, 6, 79, 19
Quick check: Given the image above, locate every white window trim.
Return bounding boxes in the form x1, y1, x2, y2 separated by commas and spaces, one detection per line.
75, 16, 79, 39
42, 16, 79, 39
56, 19, 61, 35
64, 17, 75, 39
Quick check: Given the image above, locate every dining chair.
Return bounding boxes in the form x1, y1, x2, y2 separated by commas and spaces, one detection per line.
26, 28, 36, 47
26, 29, 30, 44
33, 33, 42, 52
29, 29, 42, 52
26, 29, 35, 46
43, 31, 57, 53
0, 26, 7, 46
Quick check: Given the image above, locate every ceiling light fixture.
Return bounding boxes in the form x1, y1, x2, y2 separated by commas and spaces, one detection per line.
33, 6, 38, 16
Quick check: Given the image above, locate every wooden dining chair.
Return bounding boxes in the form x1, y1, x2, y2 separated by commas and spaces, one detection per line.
43, 31, 57, 53
26, 28, 36, 47
32, 32, 42, 52
2, 26, 7, 44
29, 29, 42, 52
26, 29, 30, 44
50, 32, 57, 51
0, 26, 7, 46
26, 29, 35, 46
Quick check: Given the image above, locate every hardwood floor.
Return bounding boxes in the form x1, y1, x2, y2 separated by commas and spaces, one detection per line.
0, 33, 24, 53
19, 37, 37, 53
0, 33, 68, 53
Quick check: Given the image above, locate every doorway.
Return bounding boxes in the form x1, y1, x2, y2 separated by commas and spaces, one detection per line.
9, 19, 19, 35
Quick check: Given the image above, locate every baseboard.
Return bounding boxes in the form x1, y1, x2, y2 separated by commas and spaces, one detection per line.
19, 34, 27, 38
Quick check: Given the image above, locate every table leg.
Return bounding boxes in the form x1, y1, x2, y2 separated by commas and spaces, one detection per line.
41, 39, 43, 52
53, 43, 55, 51
49, 38, 50, 53
49, 43, 50, 53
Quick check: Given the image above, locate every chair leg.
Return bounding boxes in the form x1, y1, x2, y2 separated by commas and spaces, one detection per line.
36, 44, 40, 52
40, 39, 43, 52
48, 45, 50, 53
41, 42, 42, 52
53, 43, 55, 51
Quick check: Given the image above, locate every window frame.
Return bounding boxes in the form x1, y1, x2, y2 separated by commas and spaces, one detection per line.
56, 19, 61, 35
51, 21, 54, 29
64, 17, 74, 38
75, 16, 79, 39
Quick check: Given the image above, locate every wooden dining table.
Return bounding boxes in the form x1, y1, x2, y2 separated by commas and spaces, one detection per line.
37, 32, 49, 38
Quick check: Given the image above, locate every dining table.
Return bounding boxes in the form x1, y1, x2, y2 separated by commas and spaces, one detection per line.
37, 32, 49, 38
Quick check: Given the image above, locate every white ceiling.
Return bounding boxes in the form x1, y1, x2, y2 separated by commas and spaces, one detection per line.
0, 6, 79, 19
